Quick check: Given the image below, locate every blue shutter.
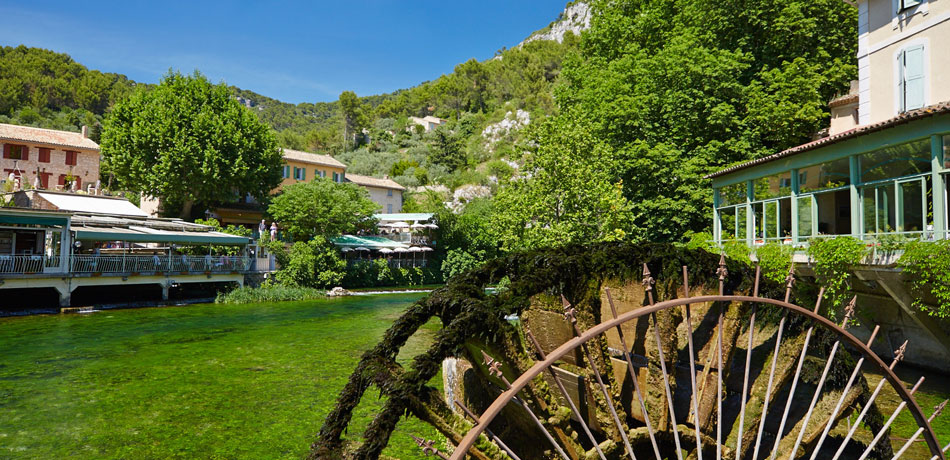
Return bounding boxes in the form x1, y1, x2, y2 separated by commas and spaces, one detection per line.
903, 45, 925, 111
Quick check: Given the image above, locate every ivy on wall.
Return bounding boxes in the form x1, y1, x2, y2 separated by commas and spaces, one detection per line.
807, 237, 867, 320
898, 240, 950, 318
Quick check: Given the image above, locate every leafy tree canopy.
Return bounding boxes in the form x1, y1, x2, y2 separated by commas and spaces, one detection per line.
268, 178, 378, 242
535, 0, 857, 241
100, 71, 282, 218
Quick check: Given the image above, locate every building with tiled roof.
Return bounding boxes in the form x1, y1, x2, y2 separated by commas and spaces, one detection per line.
0, 123, 100, 192
278, 148, 347, 190
708, 0, 950, 248
345, 173, 405, 214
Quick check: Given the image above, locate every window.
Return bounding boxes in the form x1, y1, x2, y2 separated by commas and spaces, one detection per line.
3, 144, 27, 160
898, 45, 925, 113
900, 0, 921, 11
799, 158, 851, 193
752, 171, 792, 200
387, 189, 393, 197
387, 203, 393, 213
65, 150, 78, 166
282, 165, 290, 179
718, 183, 746, 206
293, 167, 306, 181
332, 172, 339, 182
861, 139, 930, 182
38, 148, 50, 163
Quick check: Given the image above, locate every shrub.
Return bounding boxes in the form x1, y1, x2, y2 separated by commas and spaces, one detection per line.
266, 237, 347, 288
214, 285, 325, 304
441, 248, 487, 280
342, 260, 443, 288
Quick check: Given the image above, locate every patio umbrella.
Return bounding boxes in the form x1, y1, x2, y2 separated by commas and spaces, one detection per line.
410, 223, 427, 229
425, 223, 439, 229
390, 221, 410, 228
393, 247, 409, 253
378, 248, 393, 254
354, 246, 370, 260
408, 246, 423, 265
340, 247, 353, 252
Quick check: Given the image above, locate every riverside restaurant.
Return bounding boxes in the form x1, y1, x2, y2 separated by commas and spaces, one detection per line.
709, 103, 950, 247
0, 206, 254, 307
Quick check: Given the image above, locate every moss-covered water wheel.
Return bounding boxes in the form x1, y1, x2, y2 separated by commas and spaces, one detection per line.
310, 244, 947, 459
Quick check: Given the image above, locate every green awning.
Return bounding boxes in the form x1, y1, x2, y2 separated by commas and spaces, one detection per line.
0, 213, 69, 227
331, 235, 408, 249
75, 227, 251, 245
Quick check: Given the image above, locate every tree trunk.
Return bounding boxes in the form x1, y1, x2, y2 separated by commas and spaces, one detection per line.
180, 200, 194, 220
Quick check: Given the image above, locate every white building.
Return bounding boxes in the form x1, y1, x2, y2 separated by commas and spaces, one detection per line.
344, 174, 405, 214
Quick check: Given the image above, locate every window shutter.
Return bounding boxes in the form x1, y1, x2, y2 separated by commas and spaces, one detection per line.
75, 176, 81, 190
20, 146, 28, 161
902, 0, 922, 10
58, 174, 66, 186
2, 144, 8, 159
903, 45, 925, 111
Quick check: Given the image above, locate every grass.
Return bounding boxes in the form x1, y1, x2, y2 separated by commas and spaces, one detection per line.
0, 293, 440, 459
214, 285, 326, 304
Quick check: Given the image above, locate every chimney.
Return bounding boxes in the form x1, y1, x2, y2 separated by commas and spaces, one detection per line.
81, 125, 89, 138
383, 175, 389, 179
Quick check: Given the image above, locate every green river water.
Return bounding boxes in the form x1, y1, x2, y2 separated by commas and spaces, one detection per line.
0, 294, 439, 459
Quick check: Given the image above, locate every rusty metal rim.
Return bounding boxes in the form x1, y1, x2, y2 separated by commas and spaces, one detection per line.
449, 294, 944, 459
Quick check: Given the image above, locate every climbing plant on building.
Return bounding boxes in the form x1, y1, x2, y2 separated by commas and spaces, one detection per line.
807, 236, 867, 320
897, 240, 950, 318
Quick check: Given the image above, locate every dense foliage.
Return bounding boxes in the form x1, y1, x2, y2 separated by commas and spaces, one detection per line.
807, 237, 867, 320
100, 71, 283, 218
342, 259, 442, 288
523, 0, 857, 242
267, 179, 378, 242
0, 45, 136, 134
214, 285, 326, 304
263, 237, 347, 289
898, 240, 950, 318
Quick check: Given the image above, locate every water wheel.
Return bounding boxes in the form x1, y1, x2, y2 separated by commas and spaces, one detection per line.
422, 259, 947, 460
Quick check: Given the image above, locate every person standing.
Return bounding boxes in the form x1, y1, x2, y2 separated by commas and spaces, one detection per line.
270, 222, 278, 240
258, 219, 266, 238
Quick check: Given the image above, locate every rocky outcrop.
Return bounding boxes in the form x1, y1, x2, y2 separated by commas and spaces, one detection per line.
519, 2, 591, 47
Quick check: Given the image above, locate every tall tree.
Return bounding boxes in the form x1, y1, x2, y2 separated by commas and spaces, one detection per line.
268, 179, 379, 242
100, 71, 282, 218
338, 90, 367, 151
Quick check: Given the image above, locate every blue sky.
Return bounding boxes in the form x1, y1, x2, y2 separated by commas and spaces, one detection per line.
0, 1, 568, 104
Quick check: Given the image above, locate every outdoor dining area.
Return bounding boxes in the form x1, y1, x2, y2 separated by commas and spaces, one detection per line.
332, 235, 434, 268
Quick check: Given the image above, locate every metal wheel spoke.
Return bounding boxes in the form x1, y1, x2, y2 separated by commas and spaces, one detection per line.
736, 266, 762, 459
644, 264, 685, 460
606, 288, 663, 459
525, 328, 606, 460
455, 400, 522, 460
809, 325, 881, 460
682, 266, 704, 460
857, 376, 925, 460
564, 296, 637, 460
830, 340, 909, 460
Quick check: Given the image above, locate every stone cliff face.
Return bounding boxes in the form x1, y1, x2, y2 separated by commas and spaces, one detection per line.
518, 2, 591, 47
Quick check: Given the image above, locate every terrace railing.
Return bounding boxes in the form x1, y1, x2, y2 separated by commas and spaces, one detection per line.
0, 255, 254, 276
0, 255, 59, 274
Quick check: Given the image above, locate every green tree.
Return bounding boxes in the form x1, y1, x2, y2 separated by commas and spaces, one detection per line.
491, 115, 636, 251
541, 0, 857, 241
268, 179, 378, 242
100, 71, 282, 219
339, 90, 368, 151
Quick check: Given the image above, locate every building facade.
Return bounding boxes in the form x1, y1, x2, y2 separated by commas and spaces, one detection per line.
0, 124, 100, 192
344, 173, 405, 214
278, 148, 347, 190
709, 0, 950, 247
408, 116, 448, 132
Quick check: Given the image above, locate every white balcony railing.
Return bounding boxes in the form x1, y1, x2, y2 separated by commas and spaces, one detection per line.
0, 255, 252, 276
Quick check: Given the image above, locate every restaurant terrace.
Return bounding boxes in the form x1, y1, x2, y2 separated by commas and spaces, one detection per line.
709, 103, 950, 249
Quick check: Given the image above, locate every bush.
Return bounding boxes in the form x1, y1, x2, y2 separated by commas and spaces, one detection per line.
266, 237, 347, 288
342, 259, 443, 288
215, 285, 325, 304
441, 248, 487, 280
